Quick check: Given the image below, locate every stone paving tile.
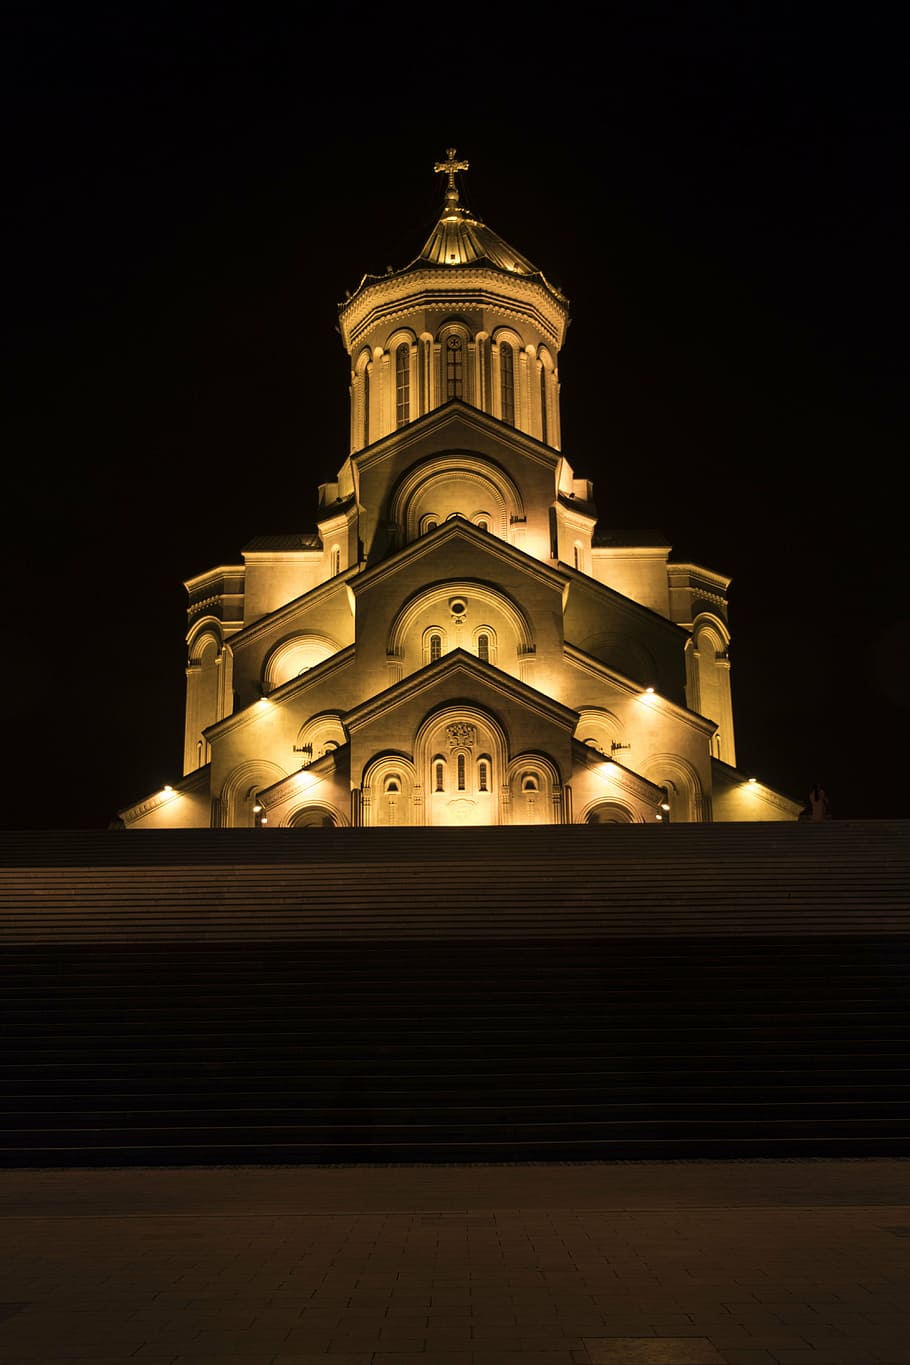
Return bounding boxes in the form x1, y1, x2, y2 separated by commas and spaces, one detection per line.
2, 1161, 910, 1362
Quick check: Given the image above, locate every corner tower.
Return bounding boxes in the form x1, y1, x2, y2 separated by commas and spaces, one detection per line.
338, 149, 570, 453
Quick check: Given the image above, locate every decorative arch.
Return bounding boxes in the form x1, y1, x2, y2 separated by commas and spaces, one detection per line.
220, 759, 288, 828
637, 752, 704, 824
690, 612, 734, 763
576, 633, 658, 688
360, 753, 418, 828
184, 618, 229, 774
537, 344, 557, 448
390, 576, 534, 660
187, 616, 224, 662
507, 752, 563, 825
581, 799, 639, 825
389, 452, 524, 544
287, 803, 347, 829
415, 705, 509, 827
574, 708, 625, 759
353, 346, 373, 450
263, 632, 342, 692
293, 712, 347, 766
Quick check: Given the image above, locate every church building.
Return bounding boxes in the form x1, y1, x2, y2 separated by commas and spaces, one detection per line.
119, 151, 801, 830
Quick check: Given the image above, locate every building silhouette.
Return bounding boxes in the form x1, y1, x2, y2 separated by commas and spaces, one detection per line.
119, 151, 801, 831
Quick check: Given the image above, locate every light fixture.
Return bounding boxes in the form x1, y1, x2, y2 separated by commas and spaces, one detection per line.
252, 800, 263, 813
660, 799, 671, 811
747, 777, 757, 784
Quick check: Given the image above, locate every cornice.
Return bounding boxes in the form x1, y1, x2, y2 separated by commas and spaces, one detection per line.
204, 646, 357, 744
339, 268, 569, 353
563, 643, 715, 737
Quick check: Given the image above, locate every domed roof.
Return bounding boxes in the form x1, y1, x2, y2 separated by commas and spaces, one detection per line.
414, 149, 544, 276
338, 150, 569, 357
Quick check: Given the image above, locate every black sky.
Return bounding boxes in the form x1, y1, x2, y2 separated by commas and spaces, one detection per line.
3, 6, 907, 829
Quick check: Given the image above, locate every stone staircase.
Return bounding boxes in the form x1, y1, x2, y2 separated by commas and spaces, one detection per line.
1, 822, 909, 1165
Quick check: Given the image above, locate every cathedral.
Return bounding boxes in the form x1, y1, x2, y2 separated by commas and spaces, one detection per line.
119, 151, 801, 831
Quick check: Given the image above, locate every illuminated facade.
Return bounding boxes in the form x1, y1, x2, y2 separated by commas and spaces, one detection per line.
120, 151, 801, 830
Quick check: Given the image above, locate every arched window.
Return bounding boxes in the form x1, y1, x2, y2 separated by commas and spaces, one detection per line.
521, 772, 539, 793
457, 754, 466, 790
395, 343, 410, 427
539, 363, 548, 445
384, 775, 401, 793
476, 519, 488, 532
430, 632, 442, 662
478, 759, 489, 792
362, 364, 370, 446
331, 546, 341, 576
446, 335, 464, 398
500, 342, 515, 426
434, 760, 445, 792
477, 633, 490, 663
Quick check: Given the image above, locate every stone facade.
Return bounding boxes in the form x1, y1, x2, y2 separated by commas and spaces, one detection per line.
119, 152, 801, 830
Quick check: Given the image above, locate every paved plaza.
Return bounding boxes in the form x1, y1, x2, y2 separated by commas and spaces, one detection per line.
1, 1159, 909, 1364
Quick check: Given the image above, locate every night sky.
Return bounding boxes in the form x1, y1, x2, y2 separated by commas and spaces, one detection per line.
3, 8, 906, 829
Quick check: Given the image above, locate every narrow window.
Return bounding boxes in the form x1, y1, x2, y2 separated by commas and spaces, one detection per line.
435, 761, 445, 792
500, 341, 514, 425
395, 343, 410, 427
522, 772, 539, 792
478, 760, 488, 792
446, 335, 464, 398
476, 519, 488, 532
362, 365, 370, 447
457, 754, 466, 790
477, 633, 490, 662
573, 543, 580, 570
426, 518, 438, 533
539, 363, 548, 445
331, 546, 341, 576
430, 633, 442, 662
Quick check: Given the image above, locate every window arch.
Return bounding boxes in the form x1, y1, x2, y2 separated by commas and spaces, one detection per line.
362, 363, 370, 446
472, 625, 496, 664
423, 627, 447, 665
445, 333, 464, 398
434, 757, 446, 792
539, 360, 548, 445
500, 341, 515, 425
395, 342, 410, 427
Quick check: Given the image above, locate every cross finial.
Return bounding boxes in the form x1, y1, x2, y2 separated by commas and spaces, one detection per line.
434, 147, 469, 195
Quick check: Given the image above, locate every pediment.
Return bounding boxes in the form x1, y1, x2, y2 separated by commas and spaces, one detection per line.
352, 514, 565, 600
354, 399, 560, 475
345, 648, 578, 740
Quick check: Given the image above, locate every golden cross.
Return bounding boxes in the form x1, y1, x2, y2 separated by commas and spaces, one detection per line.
434, 148, 469, 191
